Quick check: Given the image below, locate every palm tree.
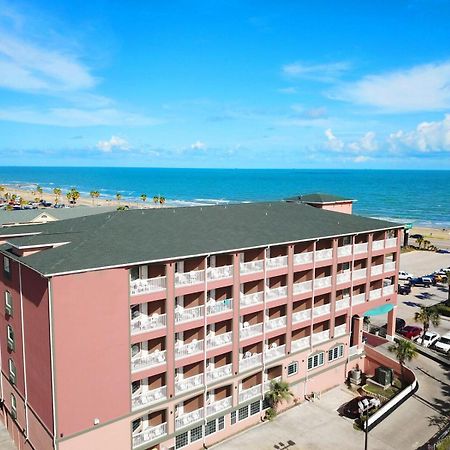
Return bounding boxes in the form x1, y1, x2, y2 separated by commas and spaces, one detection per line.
265, 380, 293, 410
116, 192, 122, 205
414, 306, 440, 344
19, 197, 27, 209
71, 189, 80, 205
66, 192, 72, 205
153, 195, 159, 205
159, 196, 166, 206
416, 236, 423, 249
36, 185, 43, 201
388, 339, 418, 387
53, 188, 62, 205
90, 191, 96, 205
423, 239, 431, 250
0, 185, 5, 197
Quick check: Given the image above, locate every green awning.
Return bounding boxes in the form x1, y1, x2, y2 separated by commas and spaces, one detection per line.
364, 304, 394, 317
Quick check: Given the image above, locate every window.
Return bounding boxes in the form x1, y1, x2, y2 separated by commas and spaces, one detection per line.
190, 425, 203, 442
250, 401, 260, 416
205, 419, 217, 436
7, 325, 15, 351
130, 267, 139, 281
342, 262, 350, 271
175, 431, 189, 449
218, 416, 225, 430
131, 381, 140, 395
4, 291, 13, 316
262, 397, 270, 410
3, 256, 10, 277
328, 345, 344, 362
8, 359, 16, 385
10, 394, 17, 420
288, 361, 298, 376
231, 411, 236, 425
132, 419, 140, 433
342, 236, 351, 246
307, 352, 324, 370
238, 405, 248, 421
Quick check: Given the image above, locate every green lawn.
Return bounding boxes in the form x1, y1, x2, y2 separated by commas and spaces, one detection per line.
437, 434, 450, 450
363, 378, 402, 400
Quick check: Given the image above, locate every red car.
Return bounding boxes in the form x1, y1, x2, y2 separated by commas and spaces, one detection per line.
399, 326, 422, 339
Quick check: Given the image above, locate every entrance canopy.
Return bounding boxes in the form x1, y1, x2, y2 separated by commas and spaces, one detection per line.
364, 304, 394, 317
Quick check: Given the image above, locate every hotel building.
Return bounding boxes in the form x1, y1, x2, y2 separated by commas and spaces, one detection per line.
0, 195, 402, 450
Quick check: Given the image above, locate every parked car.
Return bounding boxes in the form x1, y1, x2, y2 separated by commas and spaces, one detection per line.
437, 249, 450, 254
398, 284, 411, 295
434, 333, 450, 354
435, 268, 450, 276
410, 277, 432, 288
431, 273, 447, 283
410, 234, 423, 239
414, 331, 441, 348
399, 326, 423, 339
342, 396, 378, 419
399, 270, 414, 281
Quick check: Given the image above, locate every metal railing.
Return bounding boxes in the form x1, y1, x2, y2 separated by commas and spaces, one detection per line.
131, 313, 167, 335
175, 340, 204, 360
293, 252, 313, 265
239, 384, 262, 403
291, 336, 310, 352
175, 373, 204, 394
206, 331, 233, 349
131, 350, 166, 372
240, 291, 264, 307
266, 286, 288, 302
239, 353, 262, 371
132, 423, 167, 448
207, 265, 233, 281
266, 255, 288, 270
132, 386, 167, 410
265, 316, 287, 331
292, 309, 312, 323
175, 409, 204, 430
175, 269, 205, 287
206, 363, 232, 383
206, 396, 232, 417
265, 344, 286, 361
240, 260, 264, 274
240, 323, 263, 339
207, 298, 232, 315
175, 305, 204, 324
130, 276, 166, 296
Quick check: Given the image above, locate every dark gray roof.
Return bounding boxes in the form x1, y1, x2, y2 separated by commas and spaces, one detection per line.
0, 201, 402, 276
285, 193, 354, 204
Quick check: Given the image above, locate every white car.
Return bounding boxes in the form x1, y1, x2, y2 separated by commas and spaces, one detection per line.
415, 331, 440, 348
434, 333, 450, 354
398, 270, 414, 281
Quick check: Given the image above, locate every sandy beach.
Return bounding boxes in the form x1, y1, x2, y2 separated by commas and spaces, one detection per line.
409, 226, 450, 250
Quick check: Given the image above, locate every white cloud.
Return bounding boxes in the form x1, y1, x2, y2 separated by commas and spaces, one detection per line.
282, 61, 350, 82
348, 131, 378, 152
191, 140, 207, 150
96, 136, 130, 153
332, 61, 450, 112
278, 87, 298, 94
353, 155, 370, 163
324, 128, 344, 151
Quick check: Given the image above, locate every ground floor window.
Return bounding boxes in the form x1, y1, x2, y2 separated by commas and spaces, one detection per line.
328, 344, 344, 362
307, 352, 324, 370
231, 411, 236, 424
176, 415, 225, 448
238, 405, 249, 421
250, 400, 261, 415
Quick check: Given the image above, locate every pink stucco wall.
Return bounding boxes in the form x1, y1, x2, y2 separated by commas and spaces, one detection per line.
315, 202, 353, 214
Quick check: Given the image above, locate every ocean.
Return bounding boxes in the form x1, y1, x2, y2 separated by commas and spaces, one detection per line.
0, 167, 449, 228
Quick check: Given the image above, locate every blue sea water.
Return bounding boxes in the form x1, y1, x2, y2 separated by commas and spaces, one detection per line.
0, 167, 449, 228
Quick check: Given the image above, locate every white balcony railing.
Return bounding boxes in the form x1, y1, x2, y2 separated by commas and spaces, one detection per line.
239, 384, 262, 403
353, 268, 367, 280
240, 291, 264, 308
206, 396, 232, 417
352, 293, 366, 305
206, 363, 233, 383
175, 373, 204, 394
175, 409, 204, 430
337, 245, 352, 257
314, 276, 332, 290
292, 309, 312, 323
336, 271, 351, 284
131, 350, 166, 372
371, 264, 383, 276
348, 345, 363, 357
372, 240, 384, 251
335, 297, 350, 311
130, 277, 166, 296
131, 313, 166, 335
315, 248, 333, 261
293, 280, 313, 294
240, 323, 263, 339
313, 303, 331, 317
266, 286, 288, 302
265, 344, 286, 361
266, 255, 288, 270
291, 336, 310, 352
239, 353, 262, 371
265, 316, 287, 331
354, 243, 368, 254
175, 270, 205, 287
175, 340, 204, 360
240, 260, 264, 275
384, 261, 396, 272
369, 288, 382, 300
207, 265, 233, 281
334, 324, 347, 337
206, 331, 232, 349
175, 305, 204, 324
132, 386, 167, 410
132, 423, 167, 448
383, 284, 395, 296
312, 330, 330, 345
293, 252, 313, 266
207, 298, 232, 316
385, 237, 397, 248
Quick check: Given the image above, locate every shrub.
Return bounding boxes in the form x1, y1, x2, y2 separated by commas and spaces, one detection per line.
435, 304, 450, 317
265, 407, 277, 421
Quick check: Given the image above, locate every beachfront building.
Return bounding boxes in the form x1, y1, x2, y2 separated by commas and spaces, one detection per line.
0, 196, 402, 450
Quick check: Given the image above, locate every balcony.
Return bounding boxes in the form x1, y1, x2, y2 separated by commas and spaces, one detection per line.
206, 363, 232, 383
206, 331, 233, 350
293, 280, 312, 294
335, 297, 350, 311
265, 343, 286, 361
131, 350, 166, 373
206, 396, 232, 417
383, 284, 395, 296
369, 288, 382, 300
372, 240, 384, 251
336, 271, 351, 284
352, 293, 365, 305
266, 255, 288, 270
334, 324, 347, 337
315, 248, 333, 261
266, 286, 288, 302
132, 386, 167, 410
239, 384, 262, 403
385, 237, 397, 248
354, 243, 368, 254
293, 252, 313, 266
292, 309, 312, 323
240, 260, 264, 275
175, 373, 204, 395
314, 276, 332, 290
131, 314, 167, 335
239, 353, 262, 371
130, 277, 166, 296
384, 261, 396, 272
207, 265, 233, 281
353, 268, 367, 280
291, 336, 310, 352
348, 345, 363, 357
132, 423, 167, 448
337, 245, 352, 257
175, 270, 205, 287
240, 323, 263, 339
264, 376, 282, 392
175, 305, 204, 324
312, 330, 330, 345
175, 408, 204, 430
371, 264, 383, 276
175, 340, 204, 360
265, 316, 287, 331
240, 291, 264, 308
313, 303, 331, 317
207, 298, 232, 316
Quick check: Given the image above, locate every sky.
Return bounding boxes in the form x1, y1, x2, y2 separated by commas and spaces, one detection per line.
1, 0, 450, 169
